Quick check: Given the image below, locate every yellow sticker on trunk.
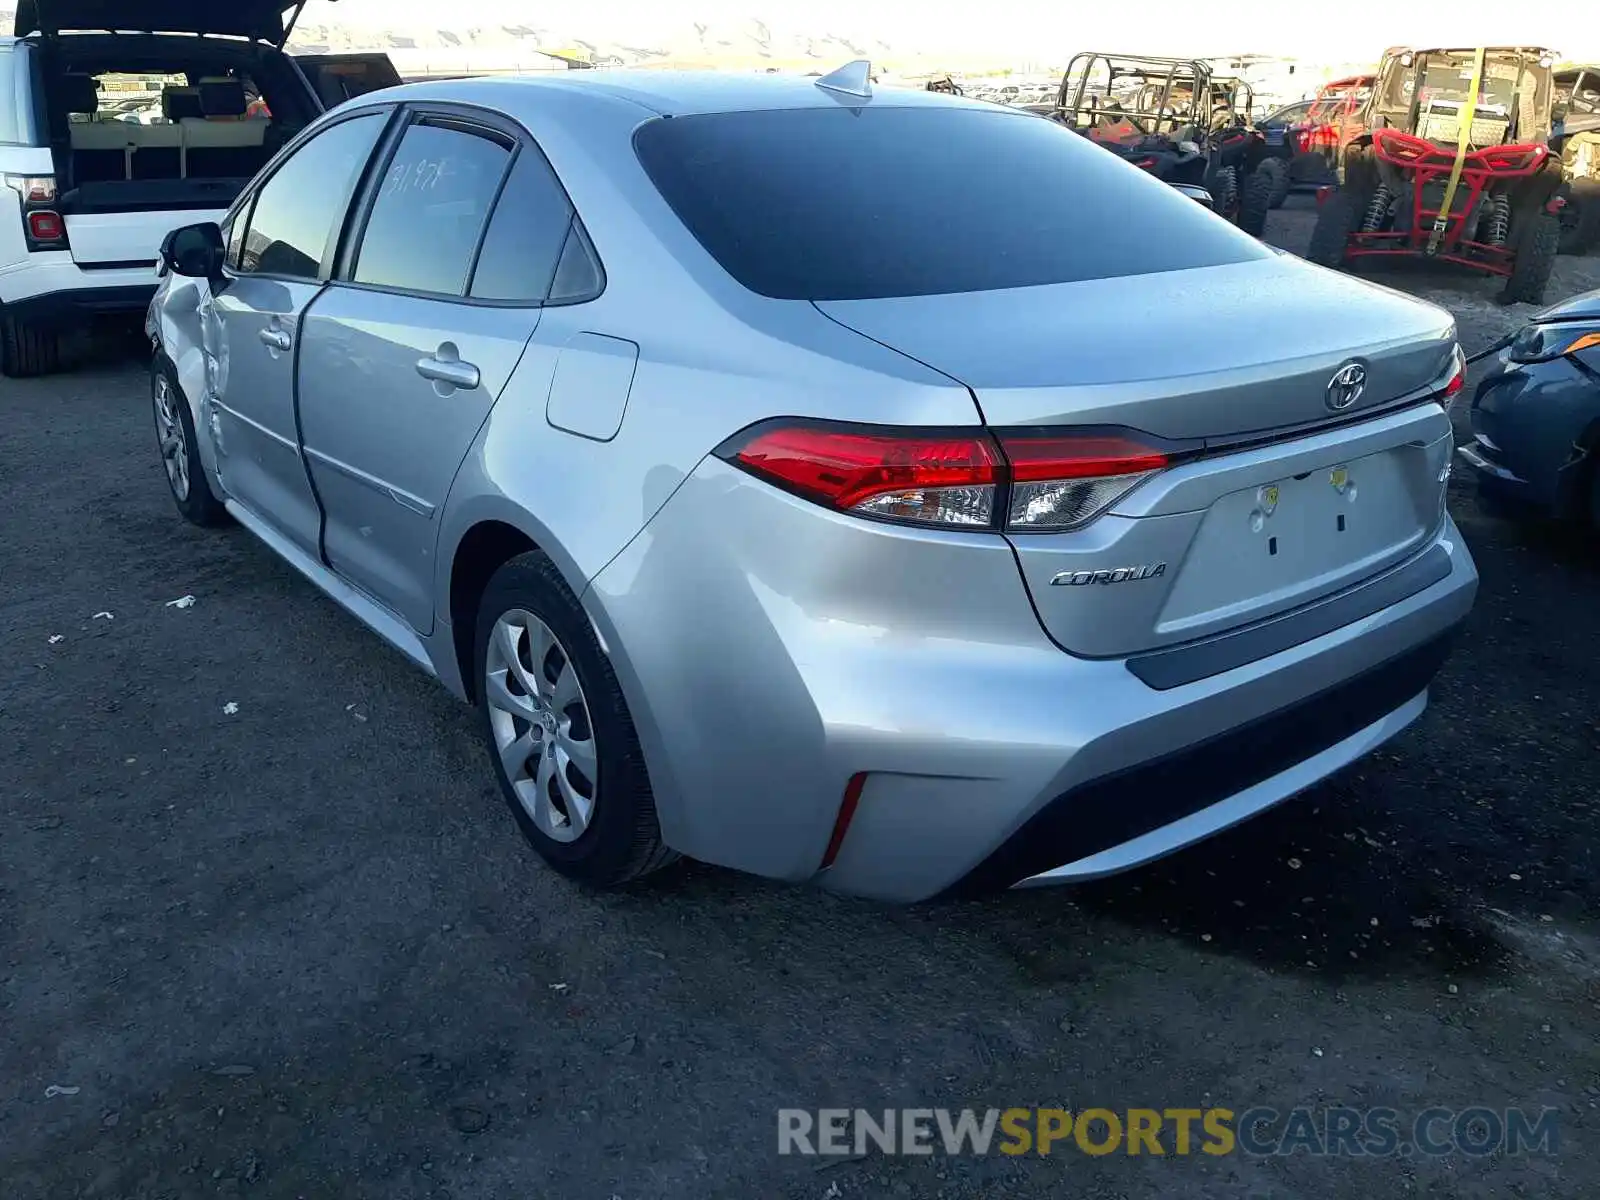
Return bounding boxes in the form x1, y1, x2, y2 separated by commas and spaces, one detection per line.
1330, 467, 1350, 491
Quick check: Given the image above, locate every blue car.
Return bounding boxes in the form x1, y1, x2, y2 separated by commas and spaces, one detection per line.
1460, 287, 1600, 523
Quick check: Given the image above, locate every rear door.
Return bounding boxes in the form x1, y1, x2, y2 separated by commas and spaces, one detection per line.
296, 109, 570, 633
204, 108, 388, 554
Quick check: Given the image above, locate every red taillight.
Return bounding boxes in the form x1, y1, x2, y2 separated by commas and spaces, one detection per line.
1002, 434, 1170, 481
27, 210, 63, 241
1133, 156, 1158, 170
1474, 145, 1546, 174
718, 421, 1187, 532
1442, 347, 1466, 399
5, 174, 66, 251
1372, 128, 1433, 164
727, 423, 1002, 527
999, 431, 1176, 530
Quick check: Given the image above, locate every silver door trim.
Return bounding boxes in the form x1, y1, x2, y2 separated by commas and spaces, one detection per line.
302, 444, 438, 517
212, 399, 300, 451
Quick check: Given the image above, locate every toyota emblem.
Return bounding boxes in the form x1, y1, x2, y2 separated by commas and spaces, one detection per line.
1326, 362, 1367, 412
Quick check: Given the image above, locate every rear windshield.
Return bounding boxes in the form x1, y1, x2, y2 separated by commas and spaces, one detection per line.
633, 105, 1269, 301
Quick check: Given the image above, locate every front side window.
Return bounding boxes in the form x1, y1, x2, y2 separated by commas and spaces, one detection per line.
239, 112, 385, 279
352, 119, 511, 297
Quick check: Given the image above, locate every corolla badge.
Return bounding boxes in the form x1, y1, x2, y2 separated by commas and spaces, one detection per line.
1326, 362, 1367, 411
1050, 563, 1167, 586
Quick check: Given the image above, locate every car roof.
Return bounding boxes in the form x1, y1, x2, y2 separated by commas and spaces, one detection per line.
377, 69, 1004, 119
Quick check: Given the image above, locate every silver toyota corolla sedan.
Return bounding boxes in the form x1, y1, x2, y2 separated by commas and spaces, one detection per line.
146, 67, 1477, 903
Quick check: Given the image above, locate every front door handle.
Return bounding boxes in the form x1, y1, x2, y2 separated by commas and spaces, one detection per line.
416, 347, 481, 392
258, 327, 291, 352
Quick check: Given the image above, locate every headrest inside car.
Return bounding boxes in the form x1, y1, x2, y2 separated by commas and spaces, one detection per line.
162, 87, 205, 121
199, 79, 248, 117
63, 74, 101, 115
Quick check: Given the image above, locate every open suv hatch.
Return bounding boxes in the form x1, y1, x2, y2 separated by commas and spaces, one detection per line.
0, 1, 329, 375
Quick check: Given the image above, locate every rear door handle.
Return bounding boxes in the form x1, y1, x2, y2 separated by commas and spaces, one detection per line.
416, 354, 481, 391
258, 328, 291, 352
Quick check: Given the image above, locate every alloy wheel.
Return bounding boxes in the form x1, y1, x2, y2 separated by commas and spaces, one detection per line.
153, 374, 190, 502
484, 609, 599, 843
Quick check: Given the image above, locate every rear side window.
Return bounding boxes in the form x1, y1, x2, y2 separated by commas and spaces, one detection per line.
634, 106, 1270, 301
354, 119, 512, 297
468, 146, 574, 302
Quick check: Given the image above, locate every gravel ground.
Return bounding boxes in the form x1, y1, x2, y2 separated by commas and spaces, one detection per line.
3, 199, 1600, 1200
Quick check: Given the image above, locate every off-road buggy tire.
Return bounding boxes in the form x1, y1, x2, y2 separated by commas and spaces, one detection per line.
1558, 179, 1600, 256
1500, 211, 1561, 305
1208, 165, 1240, 223
1306, 188, 1364, 268
1, 311, 61, 378
1238, 162, 1280, 237
1266, 156, 1293, 207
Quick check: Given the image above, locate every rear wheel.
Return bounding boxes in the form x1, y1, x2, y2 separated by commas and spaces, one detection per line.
0, 311, 61, 378
1500, 211, 1561, 305
475, 551, 676, 888
1306, 188, 1364, 267
1238, 161, 1280, 237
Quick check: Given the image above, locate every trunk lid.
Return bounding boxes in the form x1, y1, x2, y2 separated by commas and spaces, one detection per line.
814, 256, 1455, 440
15, 1, 313, 46
816, 255, 1459, 659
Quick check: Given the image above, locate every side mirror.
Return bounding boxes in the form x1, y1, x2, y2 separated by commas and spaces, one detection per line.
160, 222, 225, 279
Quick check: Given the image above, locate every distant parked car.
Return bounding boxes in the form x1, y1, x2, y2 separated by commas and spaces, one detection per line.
1460, 287, 1600, 524
146, 68, 1474, 903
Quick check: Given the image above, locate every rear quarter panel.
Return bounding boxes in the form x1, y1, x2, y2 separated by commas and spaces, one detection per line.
429, 87, 982, 616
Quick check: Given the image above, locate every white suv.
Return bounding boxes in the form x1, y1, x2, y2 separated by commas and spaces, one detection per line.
0, 2, 328, 376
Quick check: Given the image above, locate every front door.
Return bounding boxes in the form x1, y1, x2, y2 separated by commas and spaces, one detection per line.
205, 110, 389, 554
296, 114, 576, 632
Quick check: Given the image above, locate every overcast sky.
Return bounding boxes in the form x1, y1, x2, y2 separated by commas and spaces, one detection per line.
317, 0, 1594, 61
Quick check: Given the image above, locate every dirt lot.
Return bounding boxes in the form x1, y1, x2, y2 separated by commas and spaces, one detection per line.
3, 200, 1600, 1200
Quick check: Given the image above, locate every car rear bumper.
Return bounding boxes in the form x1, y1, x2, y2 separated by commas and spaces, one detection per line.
586, 457, 1477, 903
0, 253, 158, 325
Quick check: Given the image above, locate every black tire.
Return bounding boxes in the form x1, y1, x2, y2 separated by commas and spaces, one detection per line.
1558, 179, 1600, 256
474, 550, 676, 888
1267, 155, 1292, 207
1238, 162, 1279, 237
1207, 165, 1240, 222
151, 356, 229, 527
1306, 188, 1364, 267
1500, 211, 1561, 306
1, 311, 61, 378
